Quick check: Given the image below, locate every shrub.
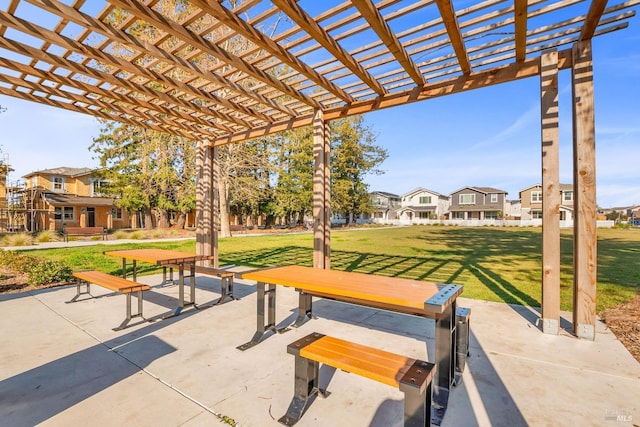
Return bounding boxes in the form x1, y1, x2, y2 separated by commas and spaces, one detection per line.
2, 233, 34, 247
0, 250, 37, 272
113, 230, 128, 240
129, 231, 144, 240
27, 260, 73, 286
36, 230, 60, 243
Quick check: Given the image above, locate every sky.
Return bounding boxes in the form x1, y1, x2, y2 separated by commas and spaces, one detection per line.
1, 10, 639, 208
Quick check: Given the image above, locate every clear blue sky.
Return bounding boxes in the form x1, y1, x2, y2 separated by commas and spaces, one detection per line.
1, 15, 639, 208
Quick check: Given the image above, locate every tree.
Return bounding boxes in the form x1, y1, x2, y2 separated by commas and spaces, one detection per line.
330, 116, 388, 224
90, 121, 196, 229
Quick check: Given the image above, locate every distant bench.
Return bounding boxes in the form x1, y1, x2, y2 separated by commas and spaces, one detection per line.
63, 226, 107, 242
194, 265, 235, 304
279, 332, 436, 426
70, 270, 150, 330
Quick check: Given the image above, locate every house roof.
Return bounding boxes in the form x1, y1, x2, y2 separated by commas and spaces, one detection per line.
42, 193, 116, 207
450, 186, 507, 196
370, 191, 400, 199
398, 206, 435, 213
401, 187, 448, 199
23, 167, 93, 179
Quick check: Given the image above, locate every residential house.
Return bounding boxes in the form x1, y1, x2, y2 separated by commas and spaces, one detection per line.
21, 167, 129, 231
369, 191, 401, 221
505, 200, 521, 219
397, 187, 450, 221
519, 184, 574, 221
449, 187, 508, 220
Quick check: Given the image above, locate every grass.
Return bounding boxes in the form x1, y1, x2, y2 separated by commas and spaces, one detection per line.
23, 226, 640, 312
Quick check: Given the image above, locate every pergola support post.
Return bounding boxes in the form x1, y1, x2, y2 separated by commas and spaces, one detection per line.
540, 49, 561, 335
313, 109, 330, 269
196, 142, 219, 267
572, 40, 597, 340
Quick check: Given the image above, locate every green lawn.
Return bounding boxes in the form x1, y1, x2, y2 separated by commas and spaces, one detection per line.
24, 226, 640, 312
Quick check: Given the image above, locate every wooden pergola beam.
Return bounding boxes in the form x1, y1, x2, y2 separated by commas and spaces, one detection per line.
580, 0, 609, 40
211, 49, 574, 145
271, 0, 387, 96
514, 0, 529, 62
352, 0, 426, 86
107, 0, 321, 109
435, 0, 472, 74
193, 0, 354, 103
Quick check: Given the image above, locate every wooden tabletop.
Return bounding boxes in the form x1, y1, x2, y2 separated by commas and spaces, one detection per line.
104, 249, 208, 265
241, 265, 462, 315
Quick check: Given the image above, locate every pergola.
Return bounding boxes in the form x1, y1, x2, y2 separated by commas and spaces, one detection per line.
1, 0, 637, 340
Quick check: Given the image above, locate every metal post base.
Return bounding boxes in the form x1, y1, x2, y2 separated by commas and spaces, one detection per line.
113, 290, 146, 331
292, 292, 313, 327
67, 281, 92, 303
455, 307, 471, 385
214, 274, 237, 305
278, 353, 320, 426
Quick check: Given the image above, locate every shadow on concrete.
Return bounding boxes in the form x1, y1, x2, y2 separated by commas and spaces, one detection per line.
442, 329, 528, 427
0, 335, 176, 426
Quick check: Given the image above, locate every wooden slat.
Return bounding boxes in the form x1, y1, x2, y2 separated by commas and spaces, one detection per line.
272, 0, 386, 96
540, 49, 561, 335
300, 335, 416, 387
313, 109, 327, 269
107, 0, 321, 109
572, 40, 597, 340
192, 0, 353, 103
73, 271, 150, 293
352, 0, 426, 86
435, 0, 471, 75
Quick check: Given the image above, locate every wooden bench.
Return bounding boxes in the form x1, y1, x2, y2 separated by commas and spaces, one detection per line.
194, 265, 236, 305
63, 226, 107, 242
279, 332, 435, 427
70, 270, 151, 331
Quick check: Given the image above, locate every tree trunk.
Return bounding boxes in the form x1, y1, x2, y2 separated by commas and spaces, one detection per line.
158, 210, 170, 229
144, 207, 154, 230
177, 212, 186, 229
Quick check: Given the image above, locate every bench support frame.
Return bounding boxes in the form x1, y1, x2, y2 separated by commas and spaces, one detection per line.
68, 280, 146, 331
279, 333, 434, 427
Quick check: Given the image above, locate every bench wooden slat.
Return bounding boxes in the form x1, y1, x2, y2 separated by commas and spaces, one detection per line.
194, 265, 234, 277
73, 271, 150, 293
300, 335, 416, 388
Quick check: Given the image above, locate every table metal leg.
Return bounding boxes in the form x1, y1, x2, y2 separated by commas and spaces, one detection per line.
237, 281, 277, 350
293, 292, 313, 327
432, 301, 456, 426
132, 260, 137, 282
121, 258, 127, 279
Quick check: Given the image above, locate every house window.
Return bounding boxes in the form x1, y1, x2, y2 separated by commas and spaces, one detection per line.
418, 212, 430, 219
490, 194, 498, 203
52, 176, 64, 192
532, 210, 543, 219
485, 211, 498, 219
112, 208, 123, 220
459, 194, 475, 205
419, 196, 432, 204
563, 191, 573, 202
531, 191, 542, 203
92, 179, 109, 196
452, 211, 465, 219
54, 206, 74, 220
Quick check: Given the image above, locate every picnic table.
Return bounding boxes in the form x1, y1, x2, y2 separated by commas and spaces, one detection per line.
239, 265, 463, 425
104, 249, 213, 316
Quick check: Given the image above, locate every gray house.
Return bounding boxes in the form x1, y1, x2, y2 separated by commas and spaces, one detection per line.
368, 191, 401, 221
449, 187, 508, 220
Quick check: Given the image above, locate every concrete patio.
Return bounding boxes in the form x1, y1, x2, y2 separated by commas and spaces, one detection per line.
1, 272, 638, 427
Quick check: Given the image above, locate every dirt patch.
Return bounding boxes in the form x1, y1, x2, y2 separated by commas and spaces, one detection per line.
0, 269, 68, 295
602, 295, 640, 363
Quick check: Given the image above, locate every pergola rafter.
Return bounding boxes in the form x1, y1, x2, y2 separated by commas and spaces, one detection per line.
1, 0, 638, 342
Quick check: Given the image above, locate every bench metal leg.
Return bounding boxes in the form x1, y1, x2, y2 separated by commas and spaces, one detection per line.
237, 281, 277, 350
114, 290, 145, 331
455, 307, 471, 385
214, 275, 236, 305
67, 281, 91, 303
400, 360, 435, 427
162, 267, 174, 284
293, 292, 313, 327
278, 354, 320, 426
172, 263, 197, 316
432, 301, 456, 426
